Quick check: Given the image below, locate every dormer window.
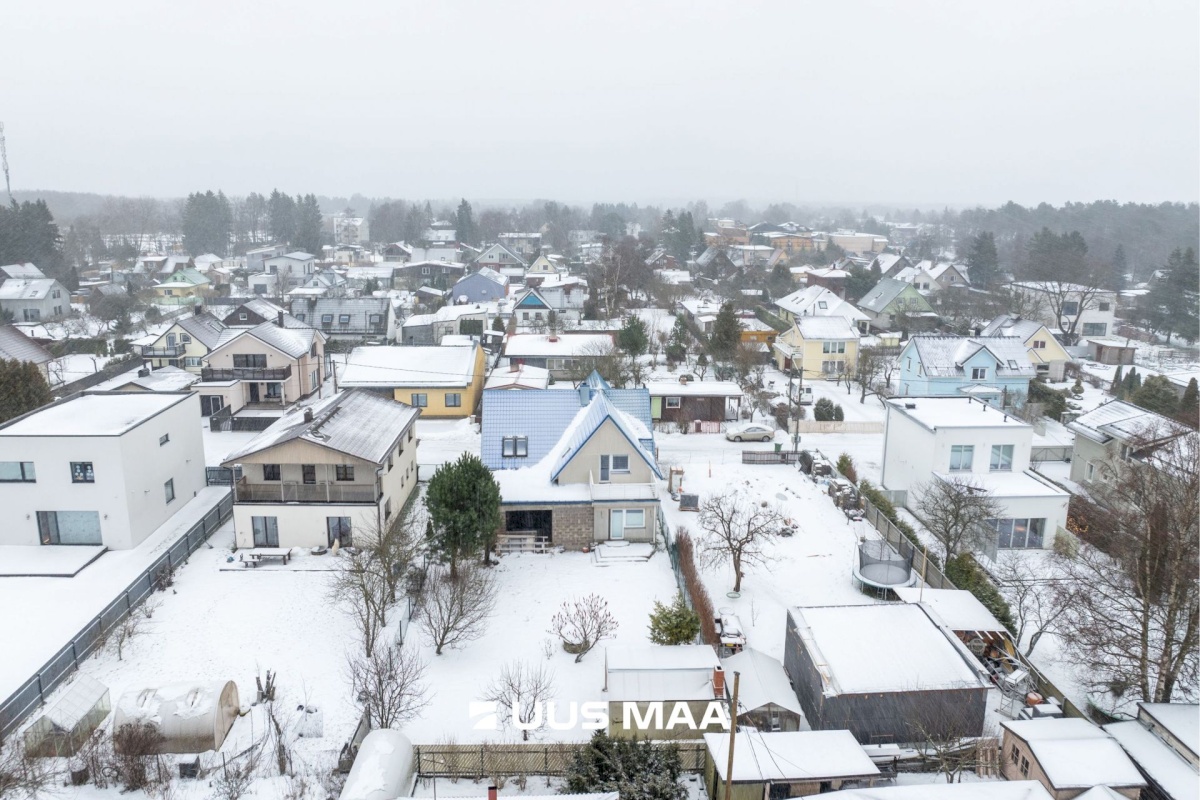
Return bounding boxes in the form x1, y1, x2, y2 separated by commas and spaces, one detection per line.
971, 367, 987, 380
502, 436, 528, 458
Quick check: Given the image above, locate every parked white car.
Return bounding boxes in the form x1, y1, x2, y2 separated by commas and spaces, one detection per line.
725, 423, 775, 443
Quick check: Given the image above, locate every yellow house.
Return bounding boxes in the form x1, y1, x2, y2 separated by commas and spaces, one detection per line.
153, 268, 211, 304
979, 315, 1072, 382
139, 311, 228, 372
338, 343, 486, 418
772, 316, 860, 379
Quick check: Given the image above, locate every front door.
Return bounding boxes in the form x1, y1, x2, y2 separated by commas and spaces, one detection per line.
599, 455, 611, 483
249, 382, 261, 403
609, 510, 625, 540
252, 516, 279, 547
200, 395, 224, 416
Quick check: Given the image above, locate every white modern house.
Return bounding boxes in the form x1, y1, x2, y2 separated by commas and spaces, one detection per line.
1009, 282, 1119, 342
0, 392, 205, 549
262, 252, 317, 289
880, 396, 1069, 551
221, 390, 420, 549
0, 278, 70, 322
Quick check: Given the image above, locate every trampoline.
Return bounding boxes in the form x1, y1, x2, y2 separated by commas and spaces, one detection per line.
852, 538, 915, 595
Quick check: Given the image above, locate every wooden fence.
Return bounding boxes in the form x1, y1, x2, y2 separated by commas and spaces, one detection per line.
412, 741, 707, 779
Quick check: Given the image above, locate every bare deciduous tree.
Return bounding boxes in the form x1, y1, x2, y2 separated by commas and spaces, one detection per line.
1057, 433, 1198, 710
422, 564, 497, 655
852, 346, 897, 404
914, 477, 1004, 564
329, 549, 391, 657
348, 642, 430, 729
0, 736, 55, 800
549, 594, 619, 663
993, 553, 1069, 658
483, 661, 557, 740
697, 490, 783, 593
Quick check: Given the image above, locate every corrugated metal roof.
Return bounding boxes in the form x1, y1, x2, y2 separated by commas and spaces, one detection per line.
549, 393, 661, 481
175, 312, 228, 349
223, 389, 418, 466
481, 389, 583, 469
211, 320, 320, 359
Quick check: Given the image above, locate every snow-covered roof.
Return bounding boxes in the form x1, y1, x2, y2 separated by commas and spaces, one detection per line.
719, 648, 803, 717
212, 320, 321, 359
705, 730, 878, 783
0, 278, 62, 300
485, 363, 550, 391
605, 645, 720, 701
0, 262, 47, 280
886, 396, 1032, 431
340, 729, 414, 800
402, 303, 488, 328
44, 675, 109, 731
1011, 280, 1115, 296
223, 389, 419, 466
1104, 720, 1198, 800
825, 782, 1054, 800
933, 470, 1068, 500
339, 345, 479, 389
98, 365, 200, 393
0, 391, 193, 437
0, 323, 52, 365
905, 335, 1035, 378
174, 312, 228, 348
893, 588, 1006, 634
1138, 702, 1199, 758
979, 314, 1048, 340
643, 380, 743, 398
504, 333, 613, 357
795, 316, 859, 340
1001, 718, 1146, 790
1067, 400, 1187, 446
548, 392, 660, 482
266, 251, 315, 261
790, 604, 986, 695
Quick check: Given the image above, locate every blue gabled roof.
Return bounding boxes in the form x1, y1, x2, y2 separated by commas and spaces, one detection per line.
549, 393, 662, 481
481, 390, 583, 470
515, 289, 549, 308
582, 370, 611, 390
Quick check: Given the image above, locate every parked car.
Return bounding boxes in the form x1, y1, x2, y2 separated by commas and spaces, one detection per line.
725, 423, 775, 442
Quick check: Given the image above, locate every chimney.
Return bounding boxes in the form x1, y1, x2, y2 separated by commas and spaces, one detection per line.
303, 408, 314, 423
193, 304, 203, 316
510, 358, 521, 374
488, 788, 497, 800
277, 311, 285, 328
579, 384, 593, 405
713, 666, 726, 699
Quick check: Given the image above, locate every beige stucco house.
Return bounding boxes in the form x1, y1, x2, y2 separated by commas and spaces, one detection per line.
222, 389, 420, 549
201, 321, 326, 412
980, 315, 1072, 382
140, 310, 228, 372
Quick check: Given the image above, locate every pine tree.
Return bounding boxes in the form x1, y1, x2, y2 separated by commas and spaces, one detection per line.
1178, 378, 1199, 428
617, 315, 649, 358
1110, 365, 1124, 398
966, 231, 999, 288
565, 731, 686, 800
293, 194, 323, 255
425, 453, 502, 576
708, 303, 740, 361
647, 594, 701, 645
455, 199, 478, 246
0, 360, 53, 423
1132, 376, 1179, 417
267, 189, 297, 244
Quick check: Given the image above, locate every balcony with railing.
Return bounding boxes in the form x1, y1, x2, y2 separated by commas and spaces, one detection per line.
141, 343, 187, 358
233, 477, 378, 504
202, 364, 293, 382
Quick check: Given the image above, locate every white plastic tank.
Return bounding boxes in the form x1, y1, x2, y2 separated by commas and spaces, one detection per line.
339, 729, 414, 800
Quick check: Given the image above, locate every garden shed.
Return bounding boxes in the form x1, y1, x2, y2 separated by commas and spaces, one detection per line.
112, 681, 240, 754
339, 729, 414, 800
24, 675, 111, 757
783, 604, 989, 744
703, 730, 880, 799
719, 648, 804, 732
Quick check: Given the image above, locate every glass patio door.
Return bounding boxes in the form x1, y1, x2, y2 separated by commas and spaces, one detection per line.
252, 516, 279, 547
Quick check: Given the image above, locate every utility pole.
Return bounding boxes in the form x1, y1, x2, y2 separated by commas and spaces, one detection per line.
723, 671, 741, 800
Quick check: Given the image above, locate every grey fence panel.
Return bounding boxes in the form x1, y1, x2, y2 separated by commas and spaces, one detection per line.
0, 491, 233, 739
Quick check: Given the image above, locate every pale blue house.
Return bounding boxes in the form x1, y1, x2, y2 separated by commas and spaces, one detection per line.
449, 267, 509, 304
898, 335, 1035, 406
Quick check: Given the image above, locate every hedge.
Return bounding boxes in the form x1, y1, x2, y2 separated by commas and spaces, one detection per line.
944, 553, 1016, 635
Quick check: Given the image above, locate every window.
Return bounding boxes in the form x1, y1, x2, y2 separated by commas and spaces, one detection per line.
339, 314, 351, 325
321, 314, 334, 325
1007, 360, 1019, 369
327, 516, 352, 547
369, 314, 383, 326
238, 312, 248, 321
502, 436, 528, 457
411, 393, 428, 408
623, 509, 645, 527
445, 393, 462, 408
949, 445, 974, 472
1085, 462, 1095, 481
265, 383, 282, 399
1020, 756, 1030, 777
180, 333, 192, 343
1010, 745, 1019, 763
184, 357, 203, 367
302, 465, 317, 484
1061, 301, 1079, 316
233, 354, 267, 368
990, 518, 1045, 549
665, 396, 681, 409
1098, 301, 1111, 311
164, 479, 175, 504
609, 508, 646, 539
385, 498, 392, 519
422, 267, 431, 275
38, 511, 102, 545
822, 341, 846, 354
71, 462, 95, 483
251, 516, 279, 547
817, 301, 827, 309
1119, 444, 1131, 461
990, 444, 1014, 471
1032, 339, 1046, 349
335, 465, 355, 481
822, 360, 845, 374
0, 461, 36, 482
296, 313, 306, 322
971, 367, 987, 380
611, 455, 630, 473
263, 464, 281, 481
1081, 322, 1107, 337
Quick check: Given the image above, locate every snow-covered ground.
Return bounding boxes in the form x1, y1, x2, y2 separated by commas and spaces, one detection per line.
416, 418, 481, 475
0, 487, 232, 699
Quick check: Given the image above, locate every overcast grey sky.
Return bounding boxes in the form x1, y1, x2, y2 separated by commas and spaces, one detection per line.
4, 0, 1197, 206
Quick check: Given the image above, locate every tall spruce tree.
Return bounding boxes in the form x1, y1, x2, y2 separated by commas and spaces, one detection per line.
294, 194, 323, 255
966, 231, 999, 287
267, 189, 297, 244
455, 199, 478, 246
708, 303, 740, 361
0, 360, 53, 423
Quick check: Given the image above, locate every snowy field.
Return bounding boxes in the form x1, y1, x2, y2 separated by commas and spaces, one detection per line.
0, 488, 232, 700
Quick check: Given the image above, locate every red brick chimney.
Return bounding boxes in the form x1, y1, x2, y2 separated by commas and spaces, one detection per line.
713, 666, 726, 699
488, 787, 498, 800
